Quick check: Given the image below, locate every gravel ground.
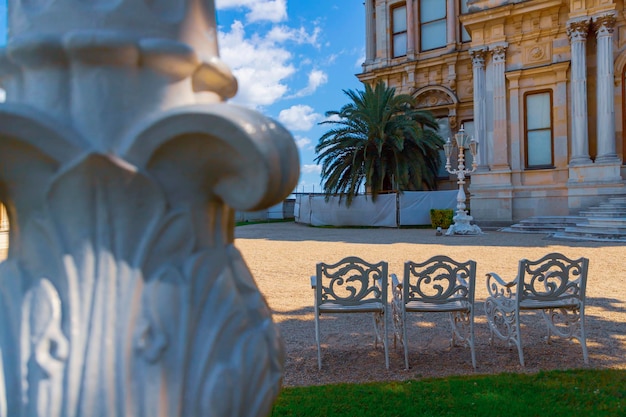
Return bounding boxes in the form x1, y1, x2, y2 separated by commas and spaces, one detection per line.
234, 222, 626, 387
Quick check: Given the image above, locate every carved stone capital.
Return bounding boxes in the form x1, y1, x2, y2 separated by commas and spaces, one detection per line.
469, 47, 488, 69
567, 18, 590, 42
593, 13, 617, 37
490, 43, 508, 64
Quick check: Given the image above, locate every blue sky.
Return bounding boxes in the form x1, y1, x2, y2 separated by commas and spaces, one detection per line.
0, 1, 365, 193
215, 0, 366, 193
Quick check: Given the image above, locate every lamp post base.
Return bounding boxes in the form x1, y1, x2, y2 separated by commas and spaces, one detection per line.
445, 212, 483, 236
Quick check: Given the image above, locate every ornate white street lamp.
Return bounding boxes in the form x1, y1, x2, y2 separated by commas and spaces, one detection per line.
444, 125, 483, 235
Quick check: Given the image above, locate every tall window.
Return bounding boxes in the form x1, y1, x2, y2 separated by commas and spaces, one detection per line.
525, 91, 553, 168
392, 5, 407, 58
419, 0, 446, 51
460, 0, 471, 42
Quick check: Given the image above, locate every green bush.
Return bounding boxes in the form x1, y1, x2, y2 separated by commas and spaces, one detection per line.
430, 209, 454, 229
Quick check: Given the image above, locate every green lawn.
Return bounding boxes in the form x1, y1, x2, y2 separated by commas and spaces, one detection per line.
272, 369, 626, 416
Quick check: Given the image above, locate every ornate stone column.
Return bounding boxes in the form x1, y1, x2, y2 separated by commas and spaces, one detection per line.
365, 0, 376, 63
567, 17, 592, 165
594, 12, 619, 163
0, 0, 299, 416
470, 47, 489, 170
490, 42, 509, 170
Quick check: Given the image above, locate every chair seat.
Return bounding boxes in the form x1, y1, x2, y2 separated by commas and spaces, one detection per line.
405, 299, 471, 313
519, 297, 580, 310
318, 302, 385, 314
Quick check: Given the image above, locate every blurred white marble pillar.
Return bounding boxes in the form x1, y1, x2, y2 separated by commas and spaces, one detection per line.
470, 47, 488, 170
0, 0, 299, 416
567, 17, 592, 165
593, 12, 619, 164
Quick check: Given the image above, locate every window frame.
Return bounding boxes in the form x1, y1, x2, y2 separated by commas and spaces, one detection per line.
459, 0, 471, 43
391, 3, 408, 58
418, 0, 447, 51
523, 90, 555, 169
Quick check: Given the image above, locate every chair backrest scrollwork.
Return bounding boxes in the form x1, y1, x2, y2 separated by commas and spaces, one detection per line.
517, 252, 589, 304
316, 257, 388, 307
403, 255, 476, 306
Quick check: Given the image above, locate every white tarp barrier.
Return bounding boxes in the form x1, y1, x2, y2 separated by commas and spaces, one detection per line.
305, 194, 397, 227
295, 191, 458, 227
398, 190, 457, 225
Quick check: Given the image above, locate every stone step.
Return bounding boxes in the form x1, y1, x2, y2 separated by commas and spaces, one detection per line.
580, 210, 626, 218
502, 195, 626, 241
517, 216, 585, 226
592, 204, 626, 211
586, 217, 626, 227
552, 229, 626, 242
499, 216, 586, 233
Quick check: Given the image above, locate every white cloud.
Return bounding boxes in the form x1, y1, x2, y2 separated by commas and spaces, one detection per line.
267, 25, 321, 47
216, 0, 287, 23
294, 135, 313, 150
248, 0, 288, 23
218, 18, 322, 108
278, 104, 322, 131
302, 164, 322, 174
323, 113, 343, 123
219, 21, 294, 107
292, 69, 328, 98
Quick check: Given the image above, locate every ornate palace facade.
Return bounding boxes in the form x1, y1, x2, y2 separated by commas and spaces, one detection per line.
358, 0, 626, 225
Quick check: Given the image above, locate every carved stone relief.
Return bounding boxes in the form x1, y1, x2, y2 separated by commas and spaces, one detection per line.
415, 90, 454, 108
524, 42, 551, 65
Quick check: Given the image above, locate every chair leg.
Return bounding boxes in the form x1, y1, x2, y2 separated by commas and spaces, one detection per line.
315, 313, 322, 370
403, 309, 409, 370
541, 308, 553, 344
469, 309, 476, 370
372, 313, 380, 349
514, 309, 524, 367
449, 310, 476, 369
384, 306, 389, 370
580, 309, 589, 364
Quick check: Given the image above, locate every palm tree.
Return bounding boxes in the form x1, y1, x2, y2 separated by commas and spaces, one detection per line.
315, 81, 444, 206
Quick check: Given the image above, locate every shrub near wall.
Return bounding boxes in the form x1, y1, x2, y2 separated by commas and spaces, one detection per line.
430, 209, 454, 229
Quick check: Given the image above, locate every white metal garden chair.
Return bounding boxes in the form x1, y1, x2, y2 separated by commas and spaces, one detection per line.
311, 256, 389, 370
484, 252, 589, 366
392, 255, 477, 370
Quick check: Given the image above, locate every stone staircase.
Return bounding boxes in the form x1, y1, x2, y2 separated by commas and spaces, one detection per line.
499, 216, 587, 234
501, 196, 626, 242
